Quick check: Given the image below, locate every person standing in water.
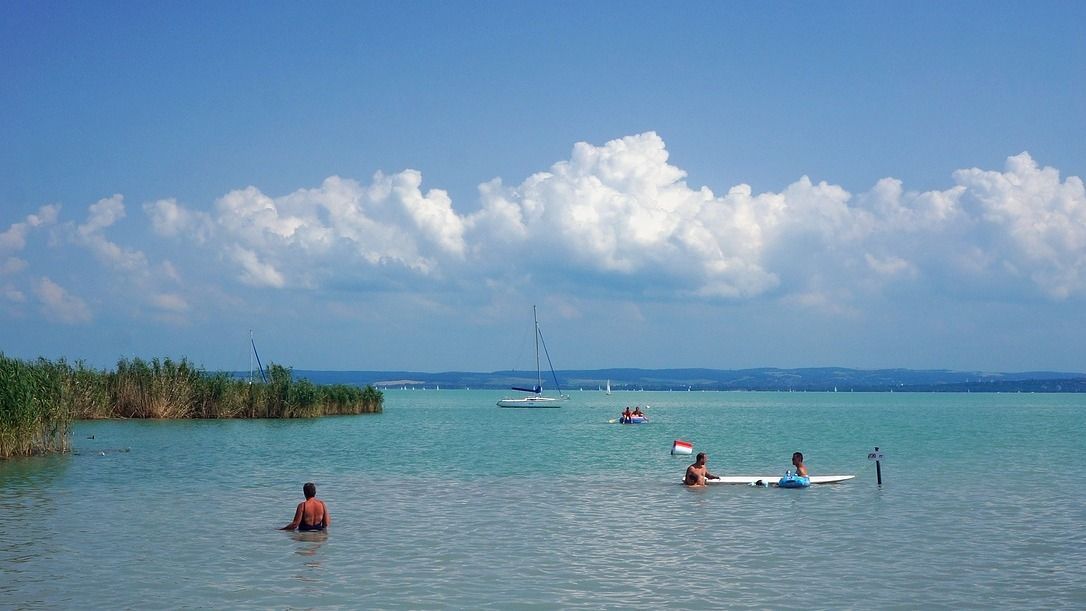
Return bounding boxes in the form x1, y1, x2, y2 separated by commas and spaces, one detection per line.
684, 452, 721, 486
281, 482, 330, 531
791, 452, 808, 477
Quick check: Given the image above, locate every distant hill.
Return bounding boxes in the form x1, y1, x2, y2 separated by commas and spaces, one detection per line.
277, 367, 1086, 393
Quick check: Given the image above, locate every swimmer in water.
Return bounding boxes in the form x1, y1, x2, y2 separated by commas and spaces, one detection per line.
281, 482, 330, 531
792, 452, 808, 477
684, 452, 720, 487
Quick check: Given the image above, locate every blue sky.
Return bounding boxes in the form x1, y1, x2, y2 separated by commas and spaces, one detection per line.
2, 2, 1085, 373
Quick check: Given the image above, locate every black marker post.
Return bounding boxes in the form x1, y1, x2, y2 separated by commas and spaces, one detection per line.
868, 447, 884, 486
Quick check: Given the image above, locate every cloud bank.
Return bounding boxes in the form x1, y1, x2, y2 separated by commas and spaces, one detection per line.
5, 132, 1085, 325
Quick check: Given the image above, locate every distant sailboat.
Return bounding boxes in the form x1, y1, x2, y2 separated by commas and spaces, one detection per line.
605, 379, 612, 395
497, 306, 569, 408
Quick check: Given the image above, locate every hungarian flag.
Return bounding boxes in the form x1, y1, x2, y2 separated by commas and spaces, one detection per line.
671, 439, 693, 455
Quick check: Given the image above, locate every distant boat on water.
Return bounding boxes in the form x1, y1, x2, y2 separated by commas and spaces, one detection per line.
605, 380, 612, 395
497, 306, 569, 408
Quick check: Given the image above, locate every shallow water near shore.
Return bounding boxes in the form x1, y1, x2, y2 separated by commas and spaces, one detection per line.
2, 390, 1085, 609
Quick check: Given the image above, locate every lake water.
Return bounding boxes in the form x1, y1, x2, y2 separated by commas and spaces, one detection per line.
2, 390, 1085, 609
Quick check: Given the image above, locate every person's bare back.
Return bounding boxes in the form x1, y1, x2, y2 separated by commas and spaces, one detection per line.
298, 499, 327, 527
281, 482, 330, 531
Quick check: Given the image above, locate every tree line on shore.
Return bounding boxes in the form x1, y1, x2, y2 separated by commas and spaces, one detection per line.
0, 353, 383, 458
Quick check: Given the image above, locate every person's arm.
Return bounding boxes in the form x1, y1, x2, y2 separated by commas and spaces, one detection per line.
320, 501, 330, 527
706, 470, 720, 480
280, 502, 303, 530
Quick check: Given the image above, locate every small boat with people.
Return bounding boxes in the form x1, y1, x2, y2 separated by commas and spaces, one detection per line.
617, 405, 648, 424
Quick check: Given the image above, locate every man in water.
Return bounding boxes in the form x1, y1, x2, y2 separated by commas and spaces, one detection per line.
684, 452, 721, 486
792, 452, 808, 477
281, 482, 330, 531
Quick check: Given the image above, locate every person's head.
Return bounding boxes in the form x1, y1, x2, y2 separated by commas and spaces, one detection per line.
792, 452, 804, 465
696, 452, 707, 464
303, 482, 317, 499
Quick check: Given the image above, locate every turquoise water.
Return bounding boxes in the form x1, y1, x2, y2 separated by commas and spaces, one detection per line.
2, 391, 1085, 609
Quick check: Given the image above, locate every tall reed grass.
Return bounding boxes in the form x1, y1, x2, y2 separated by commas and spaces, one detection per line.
0, 354, 383, 458
0, 356, 72, 457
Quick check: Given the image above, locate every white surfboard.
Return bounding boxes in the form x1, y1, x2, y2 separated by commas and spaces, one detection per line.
705, 475, 855, 485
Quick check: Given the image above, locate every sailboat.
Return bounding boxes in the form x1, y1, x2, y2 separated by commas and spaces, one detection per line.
605, 379, 612, 395
497, 306, 569, 408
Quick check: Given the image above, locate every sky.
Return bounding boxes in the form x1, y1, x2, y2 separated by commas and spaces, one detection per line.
2, 2, 1085, 373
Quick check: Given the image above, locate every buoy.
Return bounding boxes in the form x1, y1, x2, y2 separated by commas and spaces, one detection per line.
671, 439, 693, 455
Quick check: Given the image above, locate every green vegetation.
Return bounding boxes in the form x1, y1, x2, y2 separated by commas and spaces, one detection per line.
0, 354, 383, 458
0, 356, 73, 458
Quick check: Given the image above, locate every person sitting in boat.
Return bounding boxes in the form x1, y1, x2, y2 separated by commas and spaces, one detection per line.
281, 482, 330, 531
632, 406, 644, 417
684, 452, 720, 486
791, 452, 808, 477
622, 406, 633, 422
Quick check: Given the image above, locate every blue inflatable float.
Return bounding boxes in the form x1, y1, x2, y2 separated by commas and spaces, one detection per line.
778, 472, 811, 488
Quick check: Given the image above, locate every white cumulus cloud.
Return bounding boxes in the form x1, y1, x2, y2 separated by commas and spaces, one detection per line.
157, 172, 468, 289
43, 132, 1086, 320
0, 205, 59, 252
467, 132, 784, 299
75, 195, 150, 273
227, 245, 286, 288
145, 198, 213, 242
33, 276, 91, 323
952, 153, 1086, 299
471, 135, 1086, 306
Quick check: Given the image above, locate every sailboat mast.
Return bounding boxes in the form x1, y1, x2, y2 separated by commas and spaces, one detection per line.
533, 305, 541, 393
250, 330, 268, 384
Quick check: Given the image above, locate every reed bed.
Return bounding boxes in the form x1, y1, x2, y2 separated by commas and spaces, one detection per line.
0, 354, 383, 458
0, 356, 72, 458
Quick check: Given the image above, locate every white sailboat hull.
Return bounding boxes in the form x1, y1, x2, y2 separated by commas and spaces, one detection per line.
497, 396, 564, 408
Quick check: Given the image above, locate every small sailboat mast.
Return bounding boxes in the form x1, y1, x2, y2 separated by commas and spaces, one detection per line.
250, 329, 268, 384
533, 305, 542, 395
